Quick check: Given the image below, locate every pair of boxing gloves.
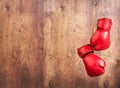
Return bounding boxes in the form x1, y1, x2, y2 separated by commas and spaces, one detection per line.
77, 18, 112, 77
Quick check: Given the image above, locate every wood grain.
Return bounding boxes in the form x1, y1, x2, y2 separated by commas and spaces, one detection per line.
0, 0, 119, 88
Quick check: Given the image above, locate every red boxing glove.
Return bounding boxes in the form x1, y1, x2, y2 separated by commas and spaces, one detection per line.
77, 44, 106, 77
90, 18, 112, 51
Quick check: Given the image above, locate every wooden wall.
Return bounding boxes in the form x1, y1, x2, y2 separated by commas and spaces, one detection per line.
0, 0, 120, 88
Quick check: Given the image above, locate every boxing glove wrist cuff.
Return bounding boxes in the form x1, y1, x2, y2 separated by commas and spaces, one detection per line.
82, 50, 94, 58
97, 18, 112, 31
77, 44, 94, 58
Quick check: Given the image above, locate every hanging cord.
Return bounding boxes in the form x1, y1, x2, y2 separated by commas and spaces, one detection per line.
92, 2, 95, 34
92, 2, 97, 34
